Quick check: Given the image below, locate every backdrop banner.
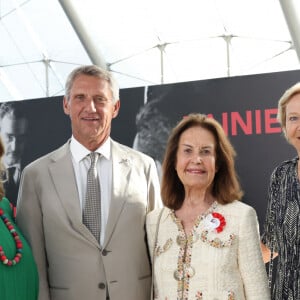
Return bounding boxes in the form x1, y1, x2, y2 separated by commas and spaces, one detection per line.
2, 69, 300, 227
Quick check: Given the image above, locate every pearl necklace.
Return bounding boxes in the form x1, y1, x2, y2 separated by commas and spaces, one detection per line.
0, 208, 23, 266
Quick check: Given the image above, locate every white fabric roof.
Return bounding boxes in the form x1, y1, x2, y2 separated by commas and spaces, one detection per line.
1, 0, 300, 102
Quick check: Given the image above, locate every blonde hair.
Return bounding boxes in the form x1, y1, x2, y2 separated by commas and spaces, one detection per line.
277, 82, 300, 138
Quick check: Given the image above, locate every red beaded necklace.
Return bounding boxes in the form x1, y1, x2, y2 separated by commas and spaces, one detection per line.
0, 208, 23, 266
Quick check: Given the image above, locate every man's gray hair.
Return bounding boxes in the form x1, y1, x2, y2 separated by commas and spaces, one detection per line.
65, 65, 120, 103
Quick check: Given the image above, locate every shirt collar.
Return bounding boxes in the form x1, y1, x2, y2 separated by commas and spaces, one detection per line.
70, 136, 111, 163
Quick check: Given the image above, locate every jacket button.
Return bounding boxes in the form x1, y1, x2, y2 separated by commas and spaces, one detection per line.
102, 249, 108, 256
98, 282, 106, 289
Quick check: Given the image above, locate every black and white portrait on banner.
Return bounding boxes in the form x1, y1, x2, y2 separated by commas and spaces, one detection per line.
0, 97, 70, 207
0, 102, 29, 207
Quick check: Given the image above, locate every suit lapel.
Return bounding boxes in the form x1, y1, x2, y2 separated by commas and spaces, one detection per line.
49, 142, 100, 248
103, 141, 131, 248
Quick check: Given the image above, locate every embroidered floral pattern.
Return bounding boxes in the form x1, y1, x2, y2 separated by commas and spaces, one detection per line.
176, 232, 200, 246
154, 238, 173, 257
201, 230, 235, 248
170, 202, 218, 299
194, 290, 235, 299
171, 213, 197, 299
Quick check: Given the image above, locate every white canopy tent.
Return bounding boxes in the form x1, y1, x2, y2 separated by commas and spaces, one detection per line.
1, 0, 300, 102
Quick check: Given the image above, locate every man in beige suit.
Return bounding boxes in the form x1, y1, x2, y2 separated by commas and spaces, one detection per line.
16, 65, 161, 300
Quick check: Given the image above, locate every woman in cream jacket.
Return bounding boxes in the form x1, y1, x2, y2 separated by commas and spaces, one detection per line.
147, 114, 270, 300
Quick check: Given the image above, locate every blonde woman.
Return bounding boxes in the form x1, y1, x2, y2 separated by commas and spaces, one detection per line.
262, 82, 300, 299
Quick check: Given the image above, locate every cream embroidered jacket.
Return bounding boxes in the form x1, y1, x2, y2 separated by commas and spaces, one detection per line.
146, 200, 270, 300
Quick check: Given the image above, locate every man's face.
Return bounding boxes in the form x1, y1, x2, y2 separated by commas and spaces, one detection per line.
63, 74, 120, 150
0, 115, 28, 166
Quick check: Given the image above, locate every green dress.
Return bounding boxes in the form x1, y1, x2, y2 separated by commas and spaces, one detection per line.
0, 197, 38, 300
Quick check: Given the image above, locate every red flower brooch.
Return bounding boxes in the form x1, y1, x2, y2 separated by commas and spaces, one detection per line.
204, 212, 226, 233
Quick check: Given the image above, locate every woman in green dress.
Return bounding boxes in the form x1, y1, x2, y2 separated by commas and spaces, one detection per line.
0, 138, 38, 300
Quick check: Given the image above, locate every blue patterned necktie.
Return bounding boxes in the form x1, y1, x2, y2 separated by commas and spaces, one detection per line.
82, 152, 101, 242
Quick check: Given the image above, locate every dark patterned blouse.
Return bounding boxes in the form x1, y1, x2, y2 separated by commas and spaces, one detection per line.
262, 157, 300, 300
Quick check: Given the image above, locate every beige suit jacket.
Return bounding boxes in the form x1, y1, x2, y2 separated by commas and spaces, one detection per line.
17, 139, 161, 300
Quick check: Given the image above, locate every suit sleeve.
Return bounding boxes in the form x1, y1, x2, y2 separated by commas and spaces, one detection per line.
238, 206, 271, 300
146, 158, 162, 213
16, 165, 51, 300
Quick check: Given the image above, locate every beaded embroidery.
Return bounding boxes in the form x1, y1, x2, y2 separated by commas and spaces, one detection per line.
170, 201, 218, 299
201, 230, 235, 248
195, 291, 203, 299
154, 238, 173, 257
228, 290, 235, 300
195, 290, 235, 299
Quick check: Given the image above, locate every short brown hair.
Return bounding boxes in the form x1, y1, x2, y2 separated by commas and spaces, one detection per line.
161, 113, 243, 210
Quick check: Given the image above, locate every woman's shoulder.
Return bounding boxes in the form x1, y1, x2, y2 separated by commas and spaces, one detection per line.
272, 157, 297, 174
219, 200, 256, 217
147, 207, 170, 224
218, 201, 259, 232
